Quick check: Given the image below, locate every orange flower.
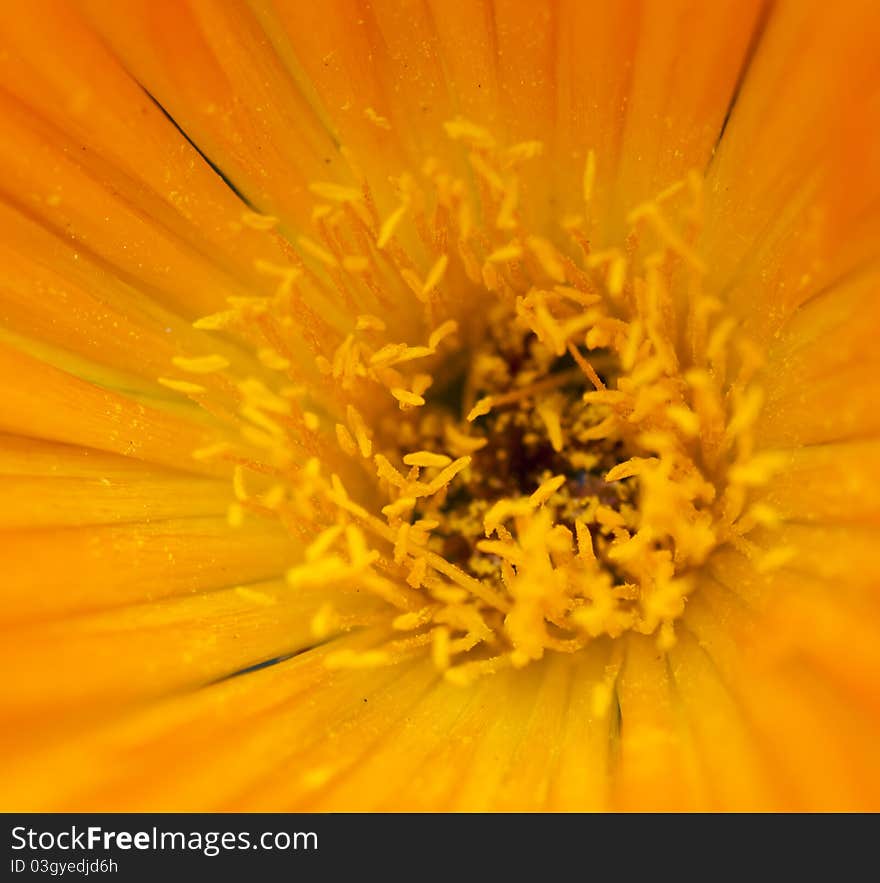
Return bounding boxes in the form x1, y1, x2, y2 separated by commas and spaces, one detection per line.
1, 0, 879, 811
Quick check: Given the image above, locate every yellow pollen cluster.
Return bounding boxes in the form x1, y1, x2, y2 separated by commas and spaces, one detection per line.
165, 118, 791, 686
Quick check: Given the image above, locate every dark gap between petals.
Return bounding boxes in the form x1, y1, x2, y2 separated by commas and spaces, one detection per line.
139, 85, 254, 209
709, 0, 776, 166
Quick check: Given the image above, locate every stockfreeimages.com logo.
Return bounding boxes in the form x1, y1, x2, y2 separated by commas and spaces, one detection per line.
11, 826, 318, 858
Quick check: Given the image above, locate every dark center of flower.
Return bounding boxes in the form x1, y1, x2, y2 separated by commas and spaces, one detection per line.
397, 311, 638, 582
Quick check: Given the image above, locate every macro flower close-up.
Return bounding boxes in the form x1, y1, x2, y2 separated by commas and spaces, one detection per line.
1, 0, 879, 813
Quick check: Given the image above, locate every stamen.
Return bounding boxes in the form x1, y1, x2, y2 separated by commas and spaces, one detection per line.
166, 117, 790, 684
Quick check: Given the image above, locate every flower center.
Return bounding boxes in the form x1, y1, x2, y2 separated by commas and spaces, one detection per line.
396, 310, 630, 576
165, 118, 792, 685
